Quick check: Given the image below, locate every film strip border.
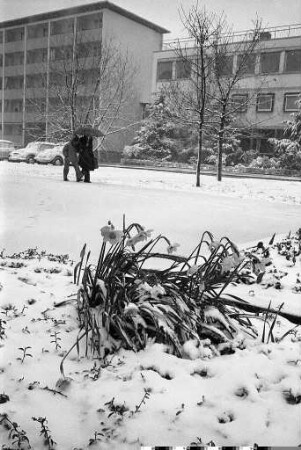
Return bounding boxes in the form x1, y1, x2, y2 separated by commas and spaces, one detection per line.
141, 447, 300, 450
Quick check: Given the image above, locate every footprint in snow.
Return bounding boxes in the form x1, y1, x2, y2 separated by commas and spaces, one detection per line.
218, 411, 235, 423
18, 276, 37, 286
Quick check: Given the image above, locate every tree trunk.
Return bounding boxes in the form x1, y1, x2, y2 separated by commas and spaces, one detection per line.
196, 122, 203, 187
217, 109, 226, 182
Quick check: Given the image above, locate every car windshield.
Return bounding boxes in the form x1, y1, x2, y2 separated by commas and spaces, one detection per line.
26, 142, 40, 151
25, 142, 55, 152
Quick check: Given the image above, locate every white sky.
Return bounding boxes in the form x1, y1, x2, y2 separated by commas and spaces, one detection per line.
0, 0, 301, 38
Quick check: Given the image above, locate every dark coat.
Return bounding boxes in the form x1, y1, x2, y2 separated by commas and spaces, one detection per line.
78, 136, 95, 171
78, 146, 95, 171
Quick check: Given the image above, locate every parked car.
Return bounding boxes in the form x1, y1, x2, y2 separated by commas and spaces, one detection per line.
34, 144, 66, 166
8, 141, 58, 163
0, 140, 15, 160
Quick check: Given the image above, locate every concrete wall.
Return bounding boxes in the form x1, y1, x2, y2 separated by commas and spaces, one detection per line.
100, 9, 166, 156
102, 9, 164, 104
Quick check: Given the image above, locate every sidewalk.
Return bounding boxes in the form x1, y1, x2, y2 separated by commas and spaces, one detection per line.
99, 163, 301, 182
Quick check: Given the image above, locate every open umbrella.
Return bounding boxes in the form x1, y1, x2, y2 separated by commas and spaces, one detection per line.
74, 125, 105, 138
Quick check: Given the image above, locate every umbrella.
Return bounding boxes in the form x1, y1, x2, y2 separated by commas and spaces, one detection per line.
74, 125, 105, 138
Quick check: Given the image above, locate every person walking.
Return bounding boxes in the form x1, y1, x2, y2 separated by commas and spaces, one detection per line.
62, 135, 83, 182
78, 135, 95, 183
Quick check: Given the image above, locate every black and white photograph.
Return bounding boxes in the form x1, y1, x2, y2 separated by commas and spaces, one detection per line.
0, 0, 300, 448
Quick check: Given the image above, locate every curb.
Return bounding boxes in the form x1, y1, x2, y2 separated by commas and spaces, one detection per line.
98, 164, 301, 182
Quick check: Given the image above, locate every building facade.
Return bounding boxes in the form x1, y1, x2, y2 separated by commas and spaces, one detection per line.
152, 25, 301, 153
0, 1, 168, 150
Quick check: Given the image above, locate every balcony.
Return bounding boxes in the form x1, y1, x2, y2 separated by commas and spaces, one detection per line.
162, 23, 301, 50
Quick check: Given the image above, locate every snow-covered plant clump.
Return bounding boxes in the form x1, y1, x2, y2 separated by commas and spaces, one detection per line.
68, 220, 301, 368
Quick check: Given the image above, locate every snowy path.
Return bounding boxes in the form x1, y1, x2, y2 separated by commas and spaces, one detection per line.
0, 162, 300, 258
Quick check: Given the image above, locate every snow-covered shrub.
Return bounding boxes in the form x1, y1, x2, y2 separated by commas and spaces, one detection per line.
123, 144, 145, 159
268, 96, 301, 171
62, 221, 296, 369
241, 149, 259, 165
249, 155, 276, 169
122, 95, 180, 162
62, 225, 301, 375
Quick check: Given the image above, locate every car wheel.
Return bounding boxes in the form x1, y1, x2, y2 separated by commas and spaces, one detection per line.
27, 156, 35, 164
53, 157, 63, 166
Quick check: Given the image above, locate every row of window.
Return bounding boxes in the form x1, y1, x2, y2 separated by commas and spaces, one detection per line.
1, 91, 298, 117
0, 95, 97, 113
0, 68, 101, 90
0, 41, 102, 67
232, 92, 300, 113
157, 49, 301, 81
0, 13, 103, 42
1, 122, 46, 137
0, 70, 100, 90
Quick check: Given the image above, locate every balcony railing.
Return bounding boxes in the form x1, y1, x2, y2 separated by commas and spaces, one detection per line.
162, 23, 301, 50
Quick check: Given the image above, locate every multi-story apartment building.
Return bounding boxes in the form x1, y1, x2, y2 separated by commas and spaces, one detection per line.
0, 1, 168, 150
152, 25, 301, 153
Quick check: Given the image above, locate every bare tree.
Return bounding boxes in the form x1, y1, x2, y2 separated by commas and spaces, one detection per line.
163, 5, 223, 187
210, 19, 262, 181
163, 3, 263, 184
26, 35, 139, 147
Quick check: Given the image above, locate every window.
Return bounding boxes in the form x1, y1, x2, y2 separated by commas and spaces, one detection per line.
50, 45, 73, 60
260, 52, 280, 73
27, 48, 47, 64
4, 123, 22, 135
157, 61, 173, 81
176, 59, 191, 79
284, 50, 301, 73
237, 53, 256, 75
27, 23, 48, 39
26, 74, 46, 89
5, 76, 24, 90
231, 94, 248, 112
0, 31, 3, 43
216, 55, 233, 76
4, 99, 23, 113
0, 54, 2, 67
25, 98, 46, 113
51, 18, 74, 35
284, 93, 300, 112
0, 78, 2, 90
5, 51, 24, 66
6, 27, 24, 42
25, 122, 46, 140
76, 41, 101, 59
77, 68, 100, 85
77, 13, 103, 31
49, 72, 64, 86
49, 97, 62, 110
257, 93, 274, 112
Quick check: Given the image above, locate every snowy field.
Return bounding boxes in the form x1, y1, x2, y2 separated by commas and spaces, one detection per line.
0, 161, 300, 449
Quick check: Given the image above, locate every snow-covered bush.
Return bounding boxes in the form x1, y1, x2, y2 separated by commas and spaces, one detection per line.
64, 221, 293, 367
123, 95, 180, 162
249, 155, 279, 169
241, 149, 259, 165
268, 96, 301, 171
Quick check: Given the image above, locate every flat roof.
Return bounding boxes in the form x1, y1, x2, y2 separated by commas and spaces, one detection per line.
0, 1, 169, 34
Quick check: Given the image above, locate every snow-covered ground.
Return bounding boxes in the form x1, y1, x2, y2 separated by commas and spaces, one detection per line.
0, 162, 300, 449
1, 161, 301, 204
1, 162, 301, 258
